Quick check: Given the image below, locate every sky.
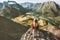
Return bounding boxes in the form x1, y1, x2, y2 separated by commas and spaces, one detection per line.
0, 0, 60, 4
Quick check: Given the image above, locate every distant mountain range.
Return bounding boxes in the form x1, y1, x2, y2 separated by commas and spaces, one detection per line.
20, 1, 60, 11
20, 2, 42, 11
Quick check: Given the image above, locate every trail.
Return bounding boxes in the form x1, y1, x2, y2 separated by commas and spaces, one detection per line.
20, 27, 58, 40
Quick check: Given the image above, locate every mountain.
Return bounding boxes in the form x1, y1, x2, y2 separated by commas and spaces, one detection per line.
35, 1, 60, 25
36, 1, 60, 17
20, 2, 34, 11
20, 2, 33, 8
0, 1, 27, 19
20, 1, 60, 17
0, 16, 29, 40
0, 3, 3, 10
20, 2, 42, 11
7, 1, 26, 11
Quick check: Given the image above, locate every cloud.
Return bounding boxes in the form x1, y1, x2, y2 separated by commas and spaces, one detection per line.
0, 0, 60, 4
0, 0, 7, 2
14, 0, 54, 3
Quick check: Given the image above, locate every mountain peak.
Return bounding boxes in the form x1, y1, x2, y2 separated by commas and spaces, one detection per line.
8, 1, 17, 4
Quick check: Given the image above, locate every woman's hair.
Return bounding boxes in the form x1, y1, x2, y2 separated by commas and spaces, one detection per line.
35, 19, 38, 23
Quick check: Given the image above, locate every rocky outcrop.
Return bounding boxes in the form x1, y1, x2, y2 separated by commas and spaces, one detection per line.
20, 27, 59, 40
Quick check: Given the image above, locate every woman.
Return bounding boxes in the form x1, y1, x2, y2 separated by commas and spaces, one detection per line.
32, 18, 39, 31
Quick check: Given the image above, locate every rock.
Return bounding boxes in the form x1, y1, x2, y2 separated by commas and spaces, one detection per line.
20, 27, 58, 40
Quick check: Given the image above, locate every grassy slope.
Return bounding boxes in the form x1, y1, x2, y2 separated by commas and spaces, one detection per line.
0, 16, 29, 40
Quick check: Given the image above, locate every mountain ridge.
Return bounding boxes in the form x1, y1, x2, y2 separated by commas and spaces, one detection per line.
0, 1, 27, 19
